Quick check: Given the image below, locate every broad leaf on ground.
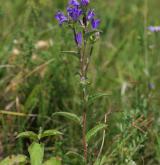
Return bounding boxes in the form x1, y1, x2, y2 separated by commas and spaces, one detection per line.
43, 157, 61, 165
0, 155, 27, 165
28, 142, 44, 165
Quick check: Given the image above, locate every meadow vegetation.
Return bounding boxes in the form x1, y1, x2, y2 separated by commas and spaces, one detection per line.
0, 0, 160, 164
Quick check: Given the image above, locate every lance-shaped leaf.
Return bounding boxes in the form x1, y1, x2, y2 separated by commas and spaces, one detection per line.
43, 157, 61, 165
88, 92, 111, 105
28, 142, 44, 165
86, 124, 107, 143
41, 129, 62, 139
17, 131, 38, 141
61, 51, 79, 57
52, 112, 81, 125
0, 155, 27, 165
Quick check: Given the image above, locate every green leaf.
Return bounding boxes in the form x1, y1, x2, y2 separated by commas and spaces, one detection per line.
86, 124, 107, 143
0, 155, 27, 165
28, 142, 44, 165
52, 112, 81, 125
85, 30, 102, 39
61, 51, 79, 57
88, 92, 111, 105
17, 131, 38, 141
41, 129, 62, 139
43, 157, 61, 165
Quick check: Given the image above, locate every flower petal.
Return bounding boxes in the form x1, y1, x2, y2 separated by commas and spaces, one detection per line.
69, 0, 80, 7
87, 9, 95, 20
67, 7, 82, 21
91, 18, 100, 29
75, 32, 82, 46
81, 0, 89, 6
55, 12, 68, 25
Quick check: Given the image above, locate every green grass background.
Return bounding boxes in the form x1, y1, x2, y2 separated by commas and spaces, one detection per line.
0, 0, 160, 164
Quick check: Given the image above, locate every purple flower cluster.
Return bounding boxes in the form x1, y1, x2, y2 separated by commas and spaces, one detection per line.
67, 6, 82, 21
55, 0, 100, 28
148, 26, 160, 32
55, 0, 100, 46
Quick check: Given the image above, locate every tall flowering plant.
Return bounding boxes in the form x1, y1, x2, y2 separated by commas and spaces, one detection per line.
55, 0, 103, 162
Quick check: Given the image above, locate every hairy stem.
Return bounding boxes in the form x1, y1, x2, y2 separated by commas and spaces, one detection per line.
82, 111, 87, 161
80, 28, 88, 162
80, 51, 88, 162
